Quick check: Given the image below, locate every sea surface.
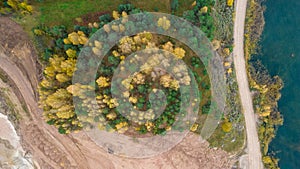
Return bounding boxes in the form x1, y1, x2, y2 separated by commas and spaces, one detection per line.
258, 0, 300, 168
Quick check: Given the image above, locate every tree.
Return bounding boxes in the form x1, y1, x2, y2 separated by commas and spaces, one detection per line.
96, 76, 110, 88
108, 55, 120, 66
227, 0, 234, 7
112, 10, 120, 20
2, 0, 33, 15
183, 10, 197, 23
221, 119, 232, 132
45, 89, 71, 109
65, 49, 77, 58
171, 0, 179, 13
65, 31, 88, 45
99, 14, 112, 23
56, 73, 70, 83
191, 56, 201, 67
118, 4, 134, 13
174, 47, 186, 59
157, 16, 171, 30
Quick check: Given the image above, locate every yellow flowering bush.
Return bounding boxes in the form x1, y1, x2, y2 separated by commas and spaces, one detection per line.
157, 16, 171, 30
227, 0, 234, 7
56, 73, 70, 83
112, 10, 120, 19
103, 95, 119, 108
162, 41, 174, 53
119, 36, 136, 54
200, 6, 208, 13
132, 73, 145, 84
174, 47, 186, 59
64, 31, 88, 45
96, 76, 110, 88
222, 119, 233, 132
65, 49, 77, 58
3, 0, 33, 15
115, 122, 129, 133
160, 74, 173, 88
145, 121, 154, 131
129, 97, 138, 104
106, 112, 117, 120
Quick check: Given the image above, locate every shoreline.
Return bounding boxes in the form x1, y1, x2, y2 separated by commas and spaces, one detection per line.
244, 0, 284, 168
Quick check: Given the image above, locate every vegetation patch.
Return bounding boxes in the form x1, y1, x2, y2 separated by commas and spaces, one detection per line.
212, 0, 234, 50
245, 0, 283, 168
34, 4, 212, 135
0, 89, 21, 128
0, 70, 9, 83
208, 68, 245, 153
11, 0, 244, 154
0, 0, 32, 15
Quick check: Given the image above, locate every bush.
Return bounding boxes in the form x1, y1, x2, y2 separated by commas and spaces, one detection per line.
0, 0, 33, 15
202, 101, 211, 114
183, 10, 196, 23
50, 25, 67, 38
191, 56, 201, 68
171, 0, 179, 13
118, 4, 134, 13
99, 14, 112, 23
221, 119, 232, 132
42, 48, 53, 61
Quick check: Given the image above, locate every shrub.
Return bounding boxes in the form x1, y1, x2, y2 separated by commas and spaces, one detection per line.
171, 0, 179, 14
118, 4, 134, 13
99, 14, 112, 23
0, 0, 33, 15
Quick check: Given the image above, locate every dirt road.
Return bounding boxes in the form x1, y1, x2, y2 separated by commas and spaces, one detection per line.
233, 0, 263, 168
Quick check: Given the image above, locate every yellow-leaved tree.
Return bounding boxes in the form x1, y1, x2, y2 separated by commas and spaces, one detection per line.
221, 118, 232, 132
227, 0, 234, 7
39, 54, 81, 134
157, 16, 171, 30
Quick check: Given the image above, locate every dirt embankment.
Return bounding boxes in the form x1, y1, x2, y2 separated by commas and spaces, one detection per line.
0, 17, 234, 169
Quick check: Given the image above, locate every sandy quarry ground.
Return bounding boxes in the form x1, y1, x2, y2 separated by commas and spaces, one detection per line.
0, 17, 235, 169
0, 78, 35, 169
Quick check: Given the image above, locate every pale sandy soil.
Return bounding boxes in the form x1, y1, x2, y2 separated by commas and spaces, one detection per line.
0, 17, 234, 169
0, 79, 34, 168
233, 0, 263, 168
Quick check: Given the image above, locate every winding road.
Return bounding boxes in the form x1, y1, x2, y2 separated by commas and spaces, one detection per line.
233, 0, 263, 168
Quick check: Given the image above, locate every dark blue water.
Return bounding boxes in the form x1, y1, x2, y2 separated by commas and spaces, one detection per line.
258, 0, 300, 168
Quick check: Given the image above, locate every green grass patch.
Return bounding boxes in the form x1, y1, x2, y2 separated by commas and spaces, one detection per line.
22, 0, 195, 30
208, 118, 245, 153
0, 70, 9, 83
0, 91, 21, 125
175, 0, 195, 15
32, 0, 124, 27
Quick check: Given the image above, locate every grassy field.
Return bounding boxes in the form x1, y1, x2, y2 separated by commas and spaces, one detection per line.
32, 0, 124, 27
208, 118, 245, 153
27, 0, 194, 28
